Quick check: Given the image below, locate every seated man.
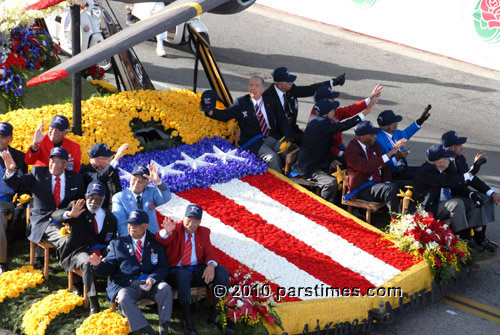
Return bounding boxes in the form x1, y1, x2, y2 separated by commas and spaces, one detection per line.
80, 142, 129, 210
294, 97, 375, 203
3, 147, 84, 268
413, 144, 485, 244
156, 204, 231, 335
52, 181, 117, 314
112, 164, 171, 236
89, 210, 172, 335
441, 131, 498, 251
0, 122, 27, 274
25, 115, 81, 172
344, 121, 406, 215
375, 106, 431, 183
201, 77, 294, 172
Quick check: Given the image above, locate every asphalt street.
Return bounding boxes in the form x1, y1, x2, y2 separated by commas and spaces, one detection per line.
105, 2, 500, 334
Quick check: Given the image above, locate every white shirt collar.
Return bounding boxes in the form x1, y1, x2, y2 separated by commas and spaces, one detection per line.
132, 234, 146, 247
357, 140, 367, 152
251, 97, 263, 106
274, 85, 285, 98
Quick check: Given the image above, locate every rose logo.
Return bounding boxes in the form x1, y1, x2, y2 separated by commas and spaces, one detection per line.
474, 0, 500, 43
352, 0, 377, 8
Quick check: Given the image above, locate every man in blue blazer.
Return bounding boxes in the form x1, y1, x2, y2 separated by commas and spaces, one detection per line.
375, 106, 431, 183
89, 210, 172, 335
112, 164, 171, 236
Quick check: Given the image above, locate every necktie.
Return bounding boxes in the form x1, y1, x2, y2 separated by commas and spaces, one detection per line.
136, 195, 143, 209
366, 149, 382, 183
283, 94, 291, 117
181, 234, 193, 266
93, 214, 99, 234
254, 102, 270, 137
135, 240, 143, 263
443, 187, 452, 200
54, 177, 61, 207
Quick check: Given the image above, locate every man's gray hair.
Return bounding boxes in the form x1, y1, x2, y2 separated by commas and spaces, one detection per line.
250, 76, 265, 86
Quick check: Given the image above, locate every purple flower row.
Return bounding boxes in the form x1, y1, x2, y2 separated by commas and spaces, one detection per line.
119, 137, 268, 193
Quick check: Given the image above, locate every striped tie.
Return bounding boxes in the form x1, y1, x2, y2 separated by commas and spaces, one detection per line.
54, 177, 61, 207
181, 234, 193, 266
135, 240, 142, 263
255, 103, 270, 137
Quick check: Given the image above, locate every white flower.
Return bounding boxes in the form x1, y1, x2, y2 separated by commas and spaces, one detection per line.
236, 300, 244, 308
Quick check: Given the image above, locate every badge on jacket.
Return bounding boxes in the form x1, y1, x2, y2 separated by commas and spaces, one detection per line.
151, 248, 158, 265
148, 202, 156, 212
242, 111, 248, 118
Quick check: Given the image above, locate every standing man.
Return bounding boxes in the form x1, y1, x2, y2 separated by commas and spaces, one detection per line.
89, 210, 172, 335
3, 147, 85, 268
156, 204, 231, 335
80, 142, 129, 210
344, 121, 407, 215
25, 115, 81, 172
52, 181, 117, 314
201, 77, 294, 172
113, 164, 171, 236
0, 122, 27, 274
263, 66, 345, 144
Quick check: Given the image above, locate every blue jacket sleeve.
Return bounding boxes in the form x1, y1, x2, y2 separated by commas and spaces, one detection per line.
393, 122, 420, 141
112, 194, 129, 237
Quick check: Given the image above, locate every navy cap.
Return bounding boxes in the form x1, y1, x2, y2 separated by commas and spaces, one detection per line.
185, 204, 203, 220
314, 86, 340, 102
272, 67, 297, 82
132, 165, 150, 177
0, 122, 13, 136
49, 147, 69, 161
88, 143, 116, 159
426, 144, 454, 161
86, 181, 106, 197
355, 121, 381, 136
200, 90, 219, 112
377, 110, 403, 127
50, 115, 70, 131
127, 210, 149, 225
313, 99, 340, 116
441, 131, 467, 147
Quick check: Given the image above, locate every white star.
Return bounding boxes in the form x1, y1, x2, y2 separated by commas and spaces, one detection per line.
118, 167, 132, 182
150, 159, 185, 176
174, 152, 215, 170
204, 145, 247, 164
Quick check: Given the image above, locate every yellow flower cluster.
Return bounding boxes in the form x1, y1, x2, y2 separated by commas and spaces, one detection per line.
0, 265, 43, 303
22, 289, 83, 335
89, 79, 118, 93
76, 309, 131, 335
1, 89, 238, 165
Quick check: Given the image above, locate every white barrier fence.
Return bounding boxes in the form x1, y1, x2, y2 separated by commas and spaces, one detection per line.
257, 0, 500, 72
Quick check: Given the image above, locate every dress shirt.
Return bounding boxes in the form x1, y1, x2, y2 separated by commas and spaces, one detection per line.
382, 130, 404, 167
52, 173, 66, 203
251, 97, 271, 129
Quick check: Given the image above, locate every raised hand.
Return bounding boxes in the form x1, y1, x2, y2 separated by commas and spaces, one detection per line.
369, 83, 384, 100
416, 105, 432, 125
115, 143, 129, 160
161, 216, 176, 234
31, 123, 45, 148
474, 151, 487, 163
145, 163, 161, 185
88, 253, 102, 266
68, 199, 86, 218
332, 73, 346, 86
1, 151, 17, 173
394, 138, 407, 150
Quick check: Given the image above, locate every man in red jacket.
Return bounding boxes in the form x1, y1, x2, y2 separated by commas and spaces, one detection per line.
156, 204, 231, 335
25, 115, 81, 172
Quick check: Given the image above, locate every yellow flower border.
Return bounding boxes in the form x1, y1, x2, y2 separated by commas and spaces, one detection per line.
0, 265, 43, 303
76, 309, 130, 335
1, 89, 238, 165
22, 289, 83, 335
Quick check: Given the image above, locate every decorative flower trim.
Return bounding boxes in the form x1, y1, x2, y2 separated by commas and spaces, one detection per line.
22, 289, 83, 335
0, 265, 43, 303
76, 309, 130, 335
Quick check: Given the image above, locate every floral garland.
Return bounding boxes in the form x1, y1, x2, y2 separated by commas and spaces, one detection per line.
76, 309, 130, 335
0, 265, 44, 303
386, 208, 470, 284
119, 137, 267, 193
22, 289, 83, 335
0, 89, 239, 164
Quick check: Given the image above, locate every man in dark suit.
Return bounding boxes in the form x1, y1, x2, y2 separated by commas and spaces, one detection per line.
51, 181, 117, 314
0, 122, 27, 274
156, 204, 230, 335
89, 210, 172, 335
263, 66, 346, 144
2, 147, 84, 268
441, 131, 498, 251
344, 121, 406, 215
201, 76, 294, 172
413, 144, 484, 241
80, 142, 129, 210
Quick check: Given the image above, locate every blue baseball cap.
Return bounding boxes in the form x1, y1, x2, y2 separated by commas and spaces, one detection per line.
50, 115, 70, 131
441, 131, 467, 147
314, 86, 340, 102
131, 165, 150, 177
0, 122, 13, 136
200, 90, 219, 112
86, 181, 106, 197
426, 144, 454, 162
377, 110, 403, 127
355, 121, 381, 136
127, 210, 149, 225
272, 67, 297, 82
185, 204, 203, 220
314, 99, 340, 116
88, 143, 115, 158
49, 147, 68, 161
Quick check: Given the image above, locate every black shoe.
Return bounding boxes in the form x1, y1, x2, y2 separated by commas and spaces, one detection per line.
481, 239, 498, 253
34, 259, 58, 274
485, 237, 499, 248
72, 281, 84, 297
89, 308, 100, 316
468, 239, 484, 251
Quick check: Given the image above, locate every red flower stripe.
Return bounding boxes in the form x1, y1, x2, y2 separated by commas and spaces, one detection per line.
242, 173, 418, 271
178, 187, 376, 293
26, 0, 65, 11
